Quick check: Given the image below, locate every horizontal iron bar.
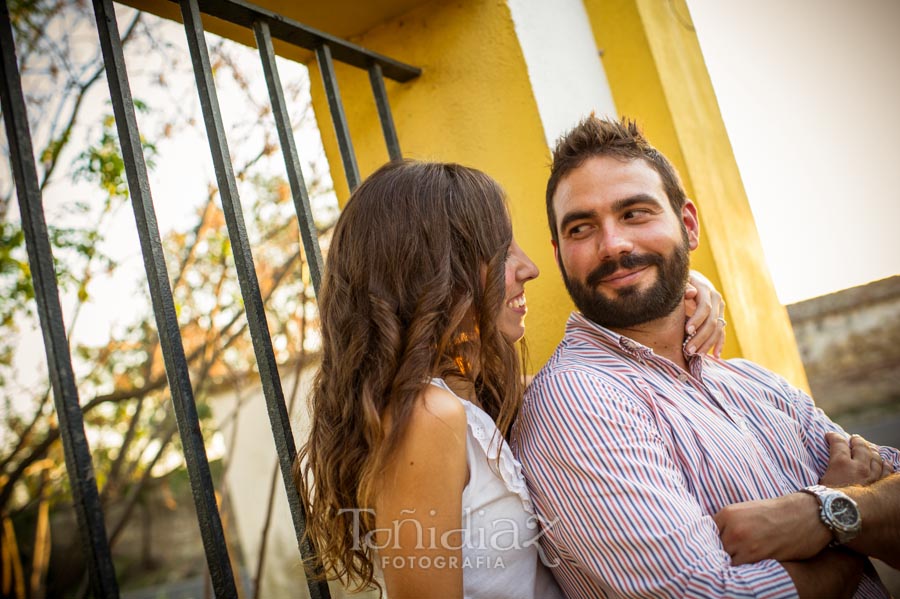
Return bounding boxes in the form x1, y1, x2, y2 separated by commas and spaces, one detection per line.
92, 0, 238, 595
0, 3, 120, 596
166, 0, 420, 82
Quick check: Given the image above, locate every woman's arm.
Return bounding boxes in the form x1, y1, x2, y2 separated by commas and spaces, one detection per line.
375, 385, 469, 599
685, 270, 727, 357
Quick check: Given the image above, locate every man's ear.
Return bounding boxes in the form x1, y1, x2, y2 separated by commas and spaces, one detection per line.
551, 238, 569, 278
682, 200, 700, 250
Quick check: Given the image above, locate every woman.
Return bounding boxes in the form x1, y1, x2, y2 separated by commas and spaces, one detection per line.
296, 160, 724, 598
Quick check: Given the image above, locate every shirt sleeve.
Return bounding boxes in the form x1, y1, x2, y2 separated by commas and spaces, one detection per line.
515, 368, 797, 599
731, 358, 900, 474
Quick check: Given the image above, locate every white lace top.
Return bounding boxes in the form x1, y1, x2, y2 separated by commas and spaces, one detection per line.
429, 378, 562, 599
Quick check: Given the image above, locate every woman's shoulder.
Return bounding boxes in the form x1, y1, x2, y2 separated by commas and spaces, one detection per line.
379, 383, 468, 496
379, 383, 467, 456
410, 383, 467, 441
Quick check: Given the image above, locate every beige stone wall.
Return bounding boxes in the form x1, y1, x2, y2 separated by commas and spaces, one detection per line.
787, 276, 900, 418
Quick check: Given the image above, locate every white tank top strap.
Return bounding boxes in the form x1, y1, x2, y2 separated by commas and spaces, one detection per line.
429, 378, 534, 514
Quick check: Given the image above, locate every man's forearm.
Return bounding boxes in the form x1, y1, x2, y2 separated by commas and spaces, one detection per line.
781, 549, 865, 599
845, 473, 900, 568
716, 473, 900, 566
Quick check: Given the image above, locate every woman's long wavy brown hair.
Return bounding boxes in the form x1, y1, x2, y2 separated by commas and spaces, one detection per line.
295, 160, 523, 592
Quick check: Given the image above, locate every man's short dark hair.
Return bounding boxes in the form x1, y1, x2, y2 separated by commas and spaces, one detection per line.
546, 115, 688, 243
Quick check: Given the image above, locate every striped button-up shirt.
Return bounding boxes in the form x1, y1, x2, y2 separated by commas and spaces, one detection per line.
513, 312, 897, 599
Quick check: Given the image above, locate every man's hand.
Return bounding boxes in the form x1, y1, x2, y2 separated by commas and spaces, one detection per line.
714, 492, 832, 564
714, 432, 897, 566
820, 432, 893, 487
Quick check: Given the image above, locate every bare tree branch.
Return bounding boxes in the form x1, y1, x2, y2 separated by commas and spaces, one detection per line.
98, 396, 145, 504
0, 244, 307, 511
0, 388, 50, 474
107, 416, 178, 548
37, 12, 142, 194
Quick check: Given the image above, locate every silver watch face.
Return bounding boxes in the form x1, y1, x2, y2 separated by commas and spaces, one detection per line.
826, 496, 860, 531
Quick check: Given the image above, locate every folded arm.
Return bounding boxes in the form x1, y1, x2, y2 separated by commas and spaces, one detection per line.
713, 373, 900, 569
515, 370, 859, 598
844, 474, 900, 568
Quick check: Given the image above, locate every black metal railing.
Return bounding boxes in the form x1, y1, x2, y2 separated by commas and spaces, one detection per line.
0, 0, 420, 596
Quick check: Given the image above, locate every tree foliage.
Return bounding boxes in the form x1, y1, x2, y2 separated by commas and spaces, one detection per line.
0, 1, 334, 596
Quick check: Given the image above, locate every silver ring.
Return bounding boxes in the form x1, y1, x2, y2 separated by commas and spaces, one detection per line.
716, 317, 727, 327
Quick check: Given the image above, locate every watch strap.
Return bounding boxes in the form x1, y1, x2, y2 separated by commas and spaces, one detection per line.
800, 485, 861, 545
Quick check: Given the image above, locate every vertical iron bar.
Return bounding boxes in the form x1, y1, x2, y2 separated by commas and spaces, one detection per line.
367, 62, 401, 161
90, 0, 238, 596
0, 4, 119, 597
178, 4, 330, 598
252, 19, 324, 297
315, 43, 361, 191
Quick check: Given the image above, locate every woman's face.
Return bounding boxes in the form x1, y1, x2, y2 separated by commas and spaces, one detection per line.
499, 238, 540, 343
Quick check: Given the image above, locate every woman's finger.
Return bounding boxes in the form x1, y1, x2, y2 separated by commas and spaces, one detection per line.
687, 308, 719, 355
696, 313, 726, 356
685, 284, 712, 337
713, 326, 727, 358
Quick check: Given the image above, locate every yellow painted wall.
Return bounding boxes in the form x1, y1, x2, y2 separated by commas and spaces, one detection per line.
130, 0, 808, 386
307, 0, 573, 371
582, 0, 809, 389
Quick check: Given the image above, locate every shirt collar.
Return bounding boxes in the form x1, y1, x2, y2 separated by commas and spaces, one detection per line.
566, 311, 705, 372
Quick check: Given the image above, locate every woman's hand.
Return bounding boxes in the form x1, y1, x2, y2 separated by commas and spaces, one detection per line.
684, 270, 726, 357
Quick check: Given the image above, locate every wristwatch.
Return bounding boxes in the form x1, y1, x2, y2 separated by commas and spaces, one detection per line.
800, 484, 861, 545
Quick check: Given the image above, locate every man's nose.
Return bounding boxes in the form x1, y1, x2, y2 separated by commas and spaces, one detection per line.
598, 224, 633, 259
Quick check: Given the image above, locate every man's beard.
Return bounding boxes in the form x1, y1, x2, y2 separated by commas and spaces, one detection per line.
561, 232, 690, 329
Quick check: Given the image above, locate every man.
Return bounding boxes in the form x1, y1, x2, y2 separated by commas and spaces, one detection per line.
513, 115, 900, 598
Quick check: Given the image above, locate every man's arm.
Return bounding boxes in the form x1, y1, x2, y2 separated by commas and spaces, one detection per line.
713, 364, 900, 568
715, 473, 900, 569
729, 360, 900, 480
844, 475, 900, 568
782, 550, 866, 599
515, 369, 850, 599
715, 432, 897, 565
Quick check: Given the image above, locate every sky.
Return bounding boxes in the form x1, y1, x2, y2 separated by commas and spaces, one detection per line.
686, 0, 900, 304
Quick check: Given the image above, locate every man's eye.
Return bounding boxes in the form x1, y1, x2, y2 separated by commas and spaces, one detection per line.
624, 209, 649, 220
568, 224, 592, 238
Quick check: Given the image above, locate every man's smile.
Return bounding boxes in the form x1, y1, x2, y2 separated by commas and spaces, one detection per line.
599, 265, 650, 289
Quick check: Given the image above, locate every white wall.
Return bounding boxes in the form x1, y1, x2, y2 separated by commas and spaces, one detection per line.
211, 364, 360, 598
507, 0, 617, 149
